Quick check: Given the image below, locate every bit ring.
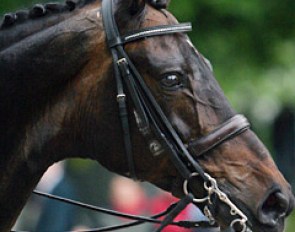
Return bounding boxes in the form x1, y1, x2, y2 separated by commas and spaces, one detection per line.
183, 173, 210, 203
230, 219, 247, 232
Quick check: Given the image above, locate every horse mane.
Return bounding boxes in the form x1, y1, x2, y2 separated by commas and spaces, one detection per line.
0, 0, 99, 51
0, 0, 97, 29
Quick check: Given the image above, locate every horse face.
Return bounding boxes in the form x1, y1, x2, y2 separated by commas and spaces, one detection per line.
113, 1, 294, 231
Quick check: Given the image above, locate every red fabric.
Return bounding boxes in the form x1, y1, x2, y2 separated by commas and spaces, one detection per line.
112, 199, 147, 216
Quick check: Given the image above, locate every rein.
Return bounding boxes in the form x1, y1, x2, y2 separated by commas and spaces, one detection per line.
30, 190, 205, 232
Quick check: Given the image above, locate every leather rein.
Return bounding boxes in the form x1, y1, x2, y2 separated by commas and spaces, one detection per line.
16, 1, 252, 231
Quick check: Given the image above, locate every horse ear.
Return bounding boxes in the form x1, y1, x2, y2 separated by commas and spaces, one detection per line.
116, 0, 146, 16
148, 0, 171, 9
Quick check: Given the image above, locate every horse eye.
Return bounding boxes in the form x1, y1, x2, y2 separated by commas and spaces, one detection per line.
160, 73, 184, 90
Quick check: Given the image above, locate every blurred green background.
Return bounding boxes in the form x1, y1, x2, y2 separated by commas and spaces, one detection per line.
1, 0, 294, 231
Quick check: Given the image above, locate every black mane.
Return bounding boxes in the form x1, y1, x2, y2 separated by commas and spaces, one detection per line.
0, 0, 169, 30
0, 0, 98, 51
0, 0, 96, 30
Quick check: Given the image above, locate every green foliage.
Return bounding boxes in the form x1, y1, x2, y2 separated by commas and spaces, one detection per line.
286, 211, 295, 232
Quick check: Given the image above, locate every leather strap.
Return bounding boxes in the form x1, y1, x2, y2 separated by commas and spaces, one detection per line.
113, 51, 138, 179
102, 0, 137, 179
153, 193, 194, 232
117, 59, 149, 132
108, 23, 192, 47
188, 115, 250, 157
121, 23, 192, 45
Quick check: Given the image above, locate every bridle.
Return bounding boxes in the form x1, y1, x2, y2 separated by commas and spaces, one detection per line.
15, 1, 252, 232
101, 0, 251, 231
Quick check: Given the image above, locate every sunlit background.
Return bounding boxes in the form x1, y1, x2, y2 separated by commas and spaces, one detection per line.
1, 0, 294, 231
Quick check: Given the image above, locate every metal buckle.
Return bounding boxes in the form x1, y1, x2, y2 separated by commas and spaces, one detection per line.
117, 58, 127, 65
117, 93, 126, 102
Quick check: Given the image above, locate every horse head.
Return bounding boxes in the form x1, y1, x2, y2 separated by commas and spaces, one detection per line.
0, 0, 293, 231
95, 0, 294, 231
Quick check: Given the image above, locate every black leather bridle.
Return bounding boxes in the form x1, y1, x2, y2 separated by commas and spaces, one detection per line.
101, 0, 251, 231
102, 0, 249, 183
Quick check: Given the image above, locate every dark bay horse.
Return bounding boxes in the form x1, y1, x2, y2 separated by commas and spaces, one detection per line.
0, 0, 294, 231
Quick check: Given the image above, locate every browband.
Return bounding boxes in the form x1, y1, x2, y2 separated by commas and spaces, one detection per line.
108, 23, 192, 48
122, 23, 192, 45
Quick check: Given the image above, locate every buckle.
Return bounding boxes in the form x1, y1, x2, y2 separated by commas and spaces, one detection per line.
117, 58, 127, 65
117, 93, 126, 102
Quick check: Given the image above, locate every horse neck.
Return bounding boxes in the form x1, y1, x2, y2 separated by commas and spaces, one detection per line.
0, 2, 108, 230
0, 0, 103, 150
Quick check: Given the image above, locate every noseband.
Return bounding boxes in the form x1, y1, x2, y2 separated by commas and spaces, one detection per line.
102, 0, 250, 231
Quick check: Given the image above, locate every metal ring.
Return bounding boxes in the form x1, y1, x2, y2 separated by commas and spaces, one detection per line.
116, 93, 126, 102
230, 219, 247, 232
183, 173, 209, 203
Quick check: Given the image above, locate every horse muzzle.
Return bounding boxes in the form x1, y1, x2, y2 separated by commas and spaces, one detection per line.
254, 186, 294, 232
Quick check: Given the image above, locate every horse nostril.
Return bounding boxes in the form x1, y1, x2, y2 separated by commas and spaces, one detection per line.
258, 191, 289, 227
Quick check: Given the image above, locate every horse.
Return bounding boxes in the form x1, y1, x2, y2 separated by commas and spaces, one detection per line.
0, 0, 294, 231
